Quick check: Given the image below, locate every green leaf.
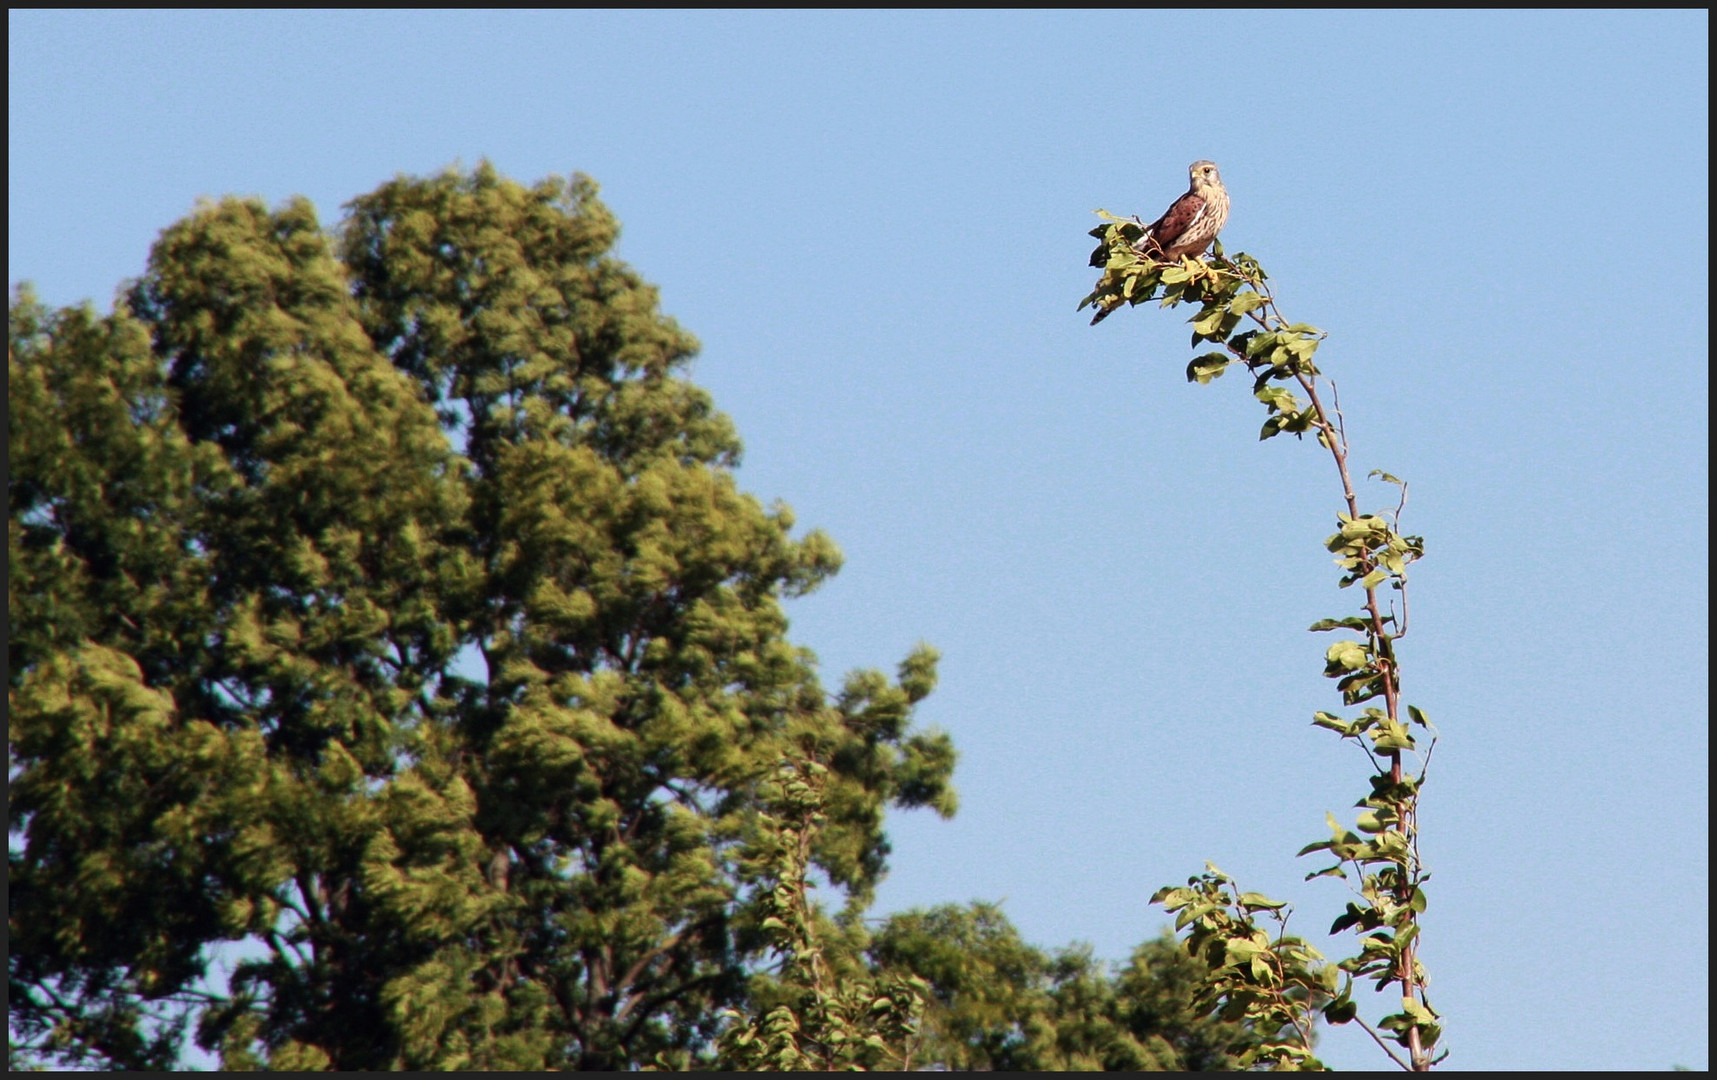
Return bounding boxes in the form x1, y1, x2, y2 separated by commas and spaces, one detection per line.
1308, 616, 1370, 633
1329, 905, 1365, 935
1224, 938, 1264, 963
1229, 291, 1264, 315
1355, 811, 1390, 834
1191, 306, 1226, 335
1186, 352, 1231, 384
1324, 640, 1369, 671
1311, 711, 1355, 736
1176, 903, 1215, 931
1370, 725, 1416, 752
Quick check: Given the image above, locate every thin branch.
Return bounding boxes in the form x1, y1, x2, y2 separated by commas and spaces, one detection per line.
1354, 1014, 1414, 1071
616, 972, 725, 1047
294, 870, 324, 926
1352, 728, 1387, 775
1416, 733, 1440, 787
1113, 246, 1440, 1070
1328, 378, 1350, 457
612, 929, 695, 1021
1234, 256, 1431, 1069
265, 927, 309, 967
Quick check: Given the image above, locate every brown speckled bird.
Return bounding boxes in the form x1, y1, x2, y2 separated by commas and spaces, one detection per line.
1132, 160, 1229, 260
1090, 161, 1231, 324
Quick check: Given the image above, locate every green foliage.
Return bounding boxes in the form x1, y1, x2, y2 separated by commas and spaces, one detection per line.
867, 901, 1049, 1069
9, 164, 954, 1070
1152, 866, 1334, 1071
869, 902, 1282, 1070
715, 759, 928, 1070
1085, 214, 1443, 1070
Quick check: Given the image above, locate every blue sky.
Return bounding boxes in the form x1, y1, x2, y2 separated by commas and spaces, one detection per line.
10, 10, 1708, 1071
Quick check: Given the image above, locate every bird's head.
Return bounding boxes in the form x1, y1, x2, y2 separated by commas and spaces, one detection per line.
1189, 160, 1222, 190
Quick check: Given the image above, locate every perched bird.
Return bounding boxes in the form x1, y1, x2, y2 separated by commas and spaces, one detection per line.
1089, 160, 1230, 324
1132, 160, 1229, 260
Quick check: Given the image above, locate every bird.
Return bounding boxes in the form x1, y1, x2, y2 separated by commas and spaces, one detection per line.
1132, 159, 1229, 261
1089, 160, 1230, 325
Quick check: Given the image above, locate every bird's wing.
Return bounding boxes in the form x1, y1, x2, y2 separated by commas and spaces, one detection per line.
1146, 191, 1206, 247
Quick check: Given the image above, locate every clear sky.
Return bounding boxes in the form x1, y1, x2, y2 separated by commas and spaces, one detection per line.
10, 10, 1708, 1071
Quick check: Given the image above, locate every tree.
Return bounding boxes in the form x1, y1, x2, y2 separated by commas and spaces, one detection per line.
868, 902, 1284, 1070
9, 163, 956, 1070
1083, 218, 1442, 1070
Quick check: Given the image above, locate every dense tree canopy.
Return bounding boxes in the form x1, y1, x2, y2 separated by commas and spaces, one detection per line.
11, 164, 1304, 1072
9, 164, 955, 1070
868, 903, 1262, 1070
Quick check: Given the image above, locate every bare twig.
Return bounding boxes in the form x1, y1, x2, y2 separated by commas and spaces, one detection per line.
1355, 1014, 1414, 1071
